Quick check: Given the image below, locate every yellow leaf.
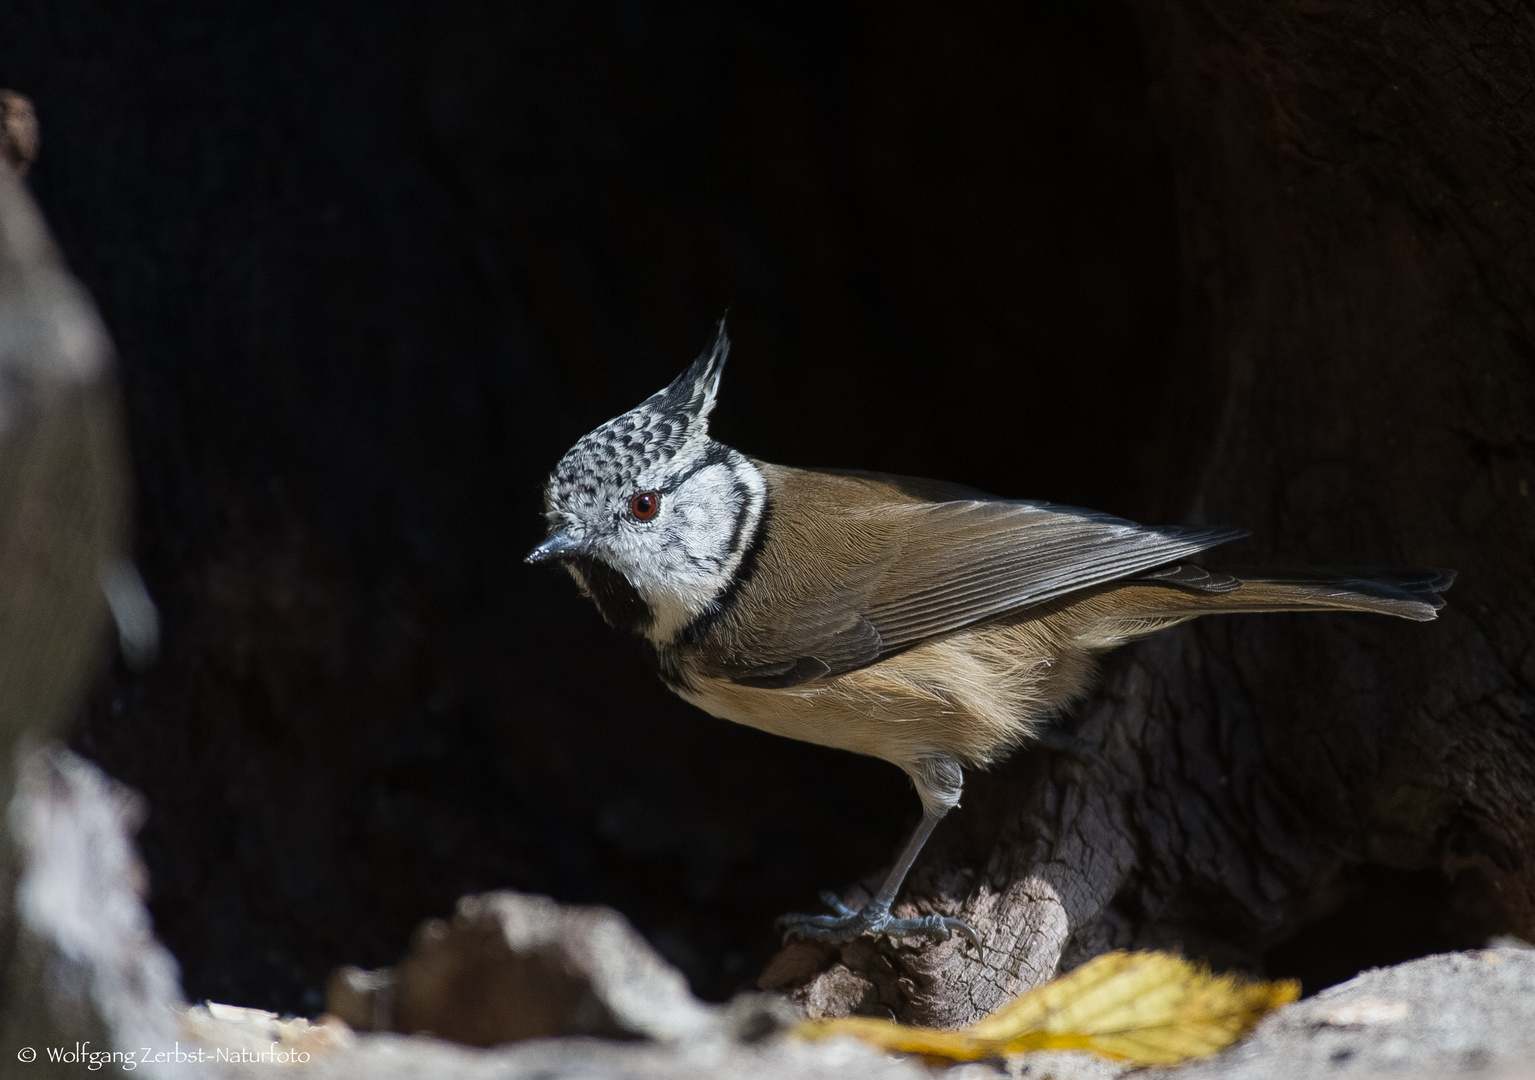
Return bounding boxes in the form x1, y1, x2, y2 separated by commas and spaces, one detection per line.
795, 950, 1299, 1066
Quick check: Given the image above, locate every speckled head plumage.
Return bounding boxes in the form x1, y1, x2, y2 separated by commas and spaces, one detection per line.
528, 320, 767, 646
546, 324, 727, 518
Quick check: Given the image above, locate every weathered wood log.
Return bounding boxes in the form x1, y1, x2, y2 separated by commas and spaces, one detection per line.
775, 0, 1535, 1025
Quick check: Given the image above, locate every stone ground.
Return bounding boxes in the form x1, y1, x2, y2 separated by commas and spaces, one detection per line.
9, 746, 1535, 1080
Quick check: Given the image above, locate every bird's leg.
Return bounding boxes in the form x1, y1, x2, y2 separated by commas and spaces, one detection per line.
777, 755, 980, 949
777, 808, 979, 948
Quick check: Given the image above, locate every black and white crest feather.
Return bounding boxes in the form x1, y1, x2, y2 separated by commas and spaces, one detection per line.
539, 320, 768, 647
549, 322, 728, 512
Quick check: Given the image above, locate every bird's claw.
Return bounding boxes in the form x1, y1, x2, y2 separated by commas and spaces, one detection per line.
777, 894, 981, 951
818, 890, 857, 917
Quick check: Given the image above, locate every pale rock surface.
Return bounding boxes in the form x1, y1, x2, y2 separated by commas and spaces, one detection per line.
7, 742, 1535, 1080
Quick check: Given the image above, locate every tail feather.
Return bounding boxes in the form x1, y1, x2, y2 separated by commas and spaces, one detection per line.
1122, 565, 1455, 622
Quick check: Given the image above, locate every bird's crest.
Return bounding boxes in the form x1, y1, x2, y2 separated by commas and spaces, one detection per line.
547, 319, 730, 511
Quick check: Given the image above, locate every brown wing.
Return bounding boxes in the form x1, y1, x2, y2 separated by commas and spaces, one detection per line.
717, 466, 1244, 687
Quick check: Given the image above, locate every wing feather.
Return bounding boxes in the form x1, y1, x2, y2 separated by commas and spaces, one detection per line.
857, 501, 1243, 655
714, 469, 1243, 686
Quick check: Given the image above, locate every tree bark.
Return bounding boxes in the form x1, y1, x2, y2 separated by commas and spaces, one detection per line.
774, 0, 1535, 1026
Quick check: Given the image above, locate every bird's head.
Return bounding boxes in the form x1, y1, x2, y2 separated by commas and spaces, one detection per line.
528, 321, 766, 645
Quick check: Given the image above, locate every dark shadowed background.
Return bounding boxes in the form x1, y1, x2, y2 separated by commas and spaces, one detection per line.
1, 0, 1317, 1014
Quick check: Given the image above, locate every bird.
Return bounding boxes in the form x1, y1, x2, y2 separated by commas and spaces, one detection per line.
526, 321, 1454, 948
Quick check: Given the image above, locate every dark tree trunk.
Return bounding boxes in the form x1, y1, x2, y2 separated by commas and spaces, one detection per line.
776, 0, 1535, 1026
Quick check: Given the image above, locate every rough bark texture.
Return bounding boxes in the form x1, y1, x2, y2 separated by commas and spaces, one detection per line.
780, 0, 1535, 1026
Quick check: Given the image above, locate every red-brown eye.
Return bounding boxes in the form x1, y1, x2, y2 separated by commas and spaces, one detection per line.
630, 491, 660, 520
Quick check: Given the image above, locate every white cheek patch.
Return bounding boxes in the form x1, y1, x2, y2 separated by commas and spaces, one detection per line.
609, 457, 764, 644
666, 464, 740, 566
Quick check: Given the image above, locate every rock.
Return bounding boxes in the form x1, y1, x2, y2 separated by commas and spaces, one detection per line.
1147, 949, 1535, 1080
0, 744, 925, 1078
295, 1027, 933, 1080
5, 742, 1535, 1079
324, 965, 397, 1033
0, 744, 187, 1076
797, 963, 886, 1021
388, 890, 718, 1044
757, 940, 835, 992
1000, 1051, 1131, 1080
374, 888, 814, 1048
180, 1002, 353, 1063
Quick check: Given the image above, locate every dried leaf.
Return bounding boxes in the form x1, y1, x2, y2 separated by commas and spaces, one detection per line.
796, 950, 1299, 1066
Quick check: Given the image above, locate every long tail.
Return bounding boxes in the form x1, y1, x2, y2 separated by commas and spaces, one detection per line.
1122, 564, 1455, 622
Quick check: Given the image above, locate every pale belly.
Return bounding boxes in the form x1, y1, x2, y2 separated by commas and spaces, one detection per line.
676, 677, 914, 763
672, 628, 1067, 773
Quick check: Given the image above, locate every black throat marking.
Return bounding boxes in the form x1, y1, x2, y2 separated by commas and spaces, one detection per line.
570, 556, 654, 639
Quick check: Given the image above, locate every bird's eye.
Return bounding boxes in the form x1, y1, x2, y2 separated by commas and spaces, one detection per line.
630, 491, 660, 520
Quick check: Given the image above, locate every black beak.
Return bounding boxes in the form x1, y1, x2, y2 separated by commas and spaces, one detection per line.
525, 531, 584, 565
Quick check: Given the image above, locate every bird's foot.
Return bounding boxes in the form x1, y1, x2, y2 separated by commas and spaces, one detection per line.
776, 891, 981, 950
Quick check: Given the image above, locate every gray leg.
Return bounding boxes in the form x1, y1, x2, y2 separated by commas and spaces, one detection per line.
776, 755, 980, 949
